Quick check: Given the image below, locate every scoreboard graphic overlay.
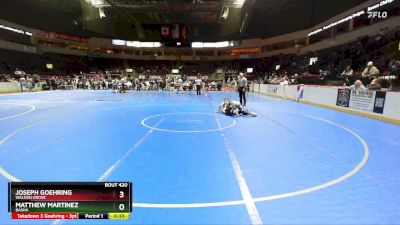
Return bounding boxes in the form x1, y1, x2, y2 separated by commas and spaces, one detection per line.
8, 182, 132, 220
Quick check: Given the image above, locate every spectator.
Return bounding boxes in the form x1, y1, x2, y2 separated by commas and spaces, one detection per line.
362, 61, 380, 79
341, 65, 354, 77
26, 76, 33, 91
341, 65, 354, 85
390, 78, 400, 91
292, 74, 299, 85
280, 75, 291, 85
50, 76, 57, 90
19, 76, 26, 92
230, 77, 237, 90
217, 80, 222, 91
368, 78, 381, 90
389, 60, 400, 77
350, 80, 366, 92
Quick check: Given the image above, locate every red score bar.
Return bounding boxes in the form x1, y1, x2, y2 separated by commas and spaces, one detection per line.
17, 189, 130, 201
12, 212, 78, 220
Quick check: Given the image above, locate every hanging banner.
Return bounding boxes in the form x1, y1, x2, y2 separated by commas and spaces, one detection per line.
171, 24, 180, 39
349, 89, 376, 112
296, 84, 305, 102
336, 89, 351, 107
36, 31, 88, 43
336, 89, 386, 114
372, 91, 386, 114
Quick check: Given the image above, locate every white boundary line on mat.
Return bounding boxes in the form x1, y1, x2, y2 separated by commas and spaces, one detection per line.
131, 113, 369, 208
98, 119, 164, 182
0, 112, 369, 210
51, 119, 165, 225
213, 109, 262, 224
141, 112, 236, 133
0, 103, 35, 121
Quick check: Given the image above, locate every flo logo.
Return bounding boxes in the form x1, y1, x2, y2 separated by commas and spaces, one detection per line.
367, 11, 388, 19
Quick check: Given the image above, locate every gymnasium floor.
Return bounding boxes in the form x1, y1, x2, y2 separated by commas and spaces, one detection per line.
0, 90, 400, 225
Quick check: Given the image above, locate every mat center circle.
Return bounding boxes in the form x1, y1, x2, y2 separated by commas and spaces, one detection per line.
141, 112, 236, 133
0, 103, 35, 120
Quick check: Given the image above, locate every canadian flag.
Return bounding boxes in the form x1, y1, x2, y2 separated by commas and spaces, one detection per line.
161, 25, 169, 38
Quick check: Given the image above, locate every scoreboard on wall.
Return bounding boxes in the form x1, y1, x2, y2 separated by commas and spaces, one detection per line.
8, 182, 132, 220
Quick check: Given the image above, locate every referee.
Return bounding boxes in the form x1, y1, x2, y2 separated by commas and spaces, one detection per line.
195, 76, 202, 95
237, 72, 247, 106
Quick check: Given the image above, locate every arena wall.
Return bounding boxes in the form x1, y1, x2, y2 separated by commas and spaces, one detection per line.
1, 82, 399, 124
0, 82, 44, 94
255, 84, 400, 124
0, 82, 21, 93
0, 39, 37, 54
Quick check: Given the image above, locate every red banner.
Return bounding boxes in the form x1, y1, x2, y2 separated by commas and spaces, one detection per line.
36, 31, 88, 43
172, 24, 180, 39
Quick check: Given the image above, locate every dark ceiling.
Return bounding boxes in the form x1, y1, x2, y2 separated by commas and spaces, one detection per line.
244, 0, 367, 38
0, 0, 367, 41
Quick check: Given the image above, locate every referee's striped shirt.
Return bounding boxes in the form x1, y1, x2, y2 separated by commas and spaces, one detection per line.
238, 77, 247, 87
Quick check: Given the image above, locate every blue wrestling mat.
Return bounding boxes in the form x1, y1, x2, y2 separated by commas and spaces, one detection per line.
0, 90, 399, 225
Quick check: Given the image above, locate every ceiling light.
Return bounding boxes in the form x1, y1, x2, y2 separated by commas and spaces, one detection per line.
99, 8, 106, 18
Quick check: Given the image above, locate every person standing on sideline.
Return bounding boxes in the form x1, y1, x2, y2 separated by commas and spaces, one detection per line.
19, 76, 26, 92
237, 72, 247, 106
195, 76, 202, 95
